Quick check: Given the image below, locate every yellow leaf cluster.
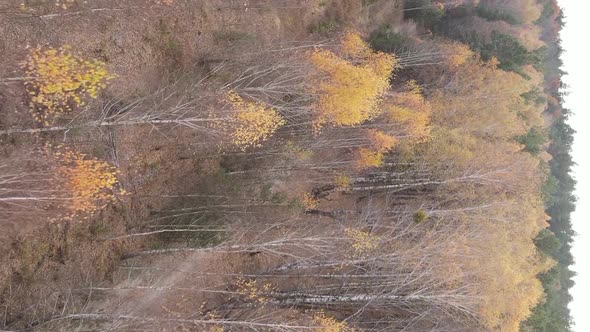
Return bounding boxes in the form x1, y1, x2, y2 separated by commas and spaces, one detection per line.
53, 147, 120, 215
339, 30, 372, 60
355, 130, 397, 169
54, 0, 76, 10
227, 91, 286, 151
368, 129, 398, 151
313, 310, 355, 332
430, 58, 529, 139
308, 31, 397, 130
474, 223, 553, 332
235, 277, 275, 304
355, 148, 384, 170
302, 192, 319, 210
334, 174, 351, 191
344, 228, 379, 257
386, 80, 431, 142
21, 46, 113, 124
439, 41, 473, 68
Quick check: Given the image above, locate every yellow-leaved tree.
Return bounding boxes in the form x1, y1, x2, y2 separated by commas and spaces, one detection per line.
385, 80, 432, 142
308, 31, 398, 130
355, 129, 398, 169
344, 227, 380, 257
53, 147, 121, 215
438, 40, 474, 68
21, 45, 113, 124
226, 91, 286, 150
430, 56, 530, 140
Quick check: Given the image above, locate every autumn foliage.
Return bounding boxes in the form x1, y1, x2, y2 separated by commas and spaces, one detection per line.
308, 31, 398, 129
0, 1, 570, 331
21, 46, 112, 124
226, 91, 286, 150
313, 311, 355, 332
345, 227, 379, 257
355, 130, 398, 169
52, 147, 121, 215
386, 80, 431, 142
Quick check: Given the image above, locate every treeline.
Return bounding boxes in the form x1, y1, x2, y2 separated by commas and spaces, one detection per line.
528, 1, 576, 330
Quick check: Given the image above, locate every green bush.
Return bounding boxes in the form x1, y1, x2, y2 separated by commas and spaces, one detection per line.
413, 210, 428, 223
309, 19, 340, 35
369, 26, 409, 53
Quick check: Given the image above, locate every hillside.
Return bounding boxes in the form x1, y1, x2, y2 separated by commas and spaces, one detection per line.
0, 0, 574, 331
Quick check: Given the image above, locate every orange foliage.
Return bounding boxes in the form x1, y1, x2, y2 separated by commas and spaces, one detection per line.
439, 41, 473, 68
235, 277, 275, 304
339, 30, 372, 60
345, 227, 380, 257
368, 129, 398, 151
354, 129, 398, 170
431, 57, 530, 139
303, 193, 319, 210
473, 219, 553, 331
52, 147, 121, 215
334, 174, 351, 191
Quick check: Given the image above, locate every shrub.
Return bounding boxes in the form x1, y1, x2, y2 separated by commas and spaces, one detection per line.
413, 209, 428, 223
369, 26, 409, 53
309, 19, 340, 35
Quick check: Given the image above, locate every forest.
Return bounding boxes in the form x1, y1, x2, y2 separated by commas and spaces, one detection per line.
0, 0, 575, 331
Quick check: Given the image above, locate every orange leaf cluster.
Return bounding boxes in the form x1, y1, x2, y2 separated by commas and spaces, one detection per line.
302, 192, 319, 210
355, 130, 397, 169
53, 147, 120, 215
235, 277, 275, 304
439, 41, 473, 68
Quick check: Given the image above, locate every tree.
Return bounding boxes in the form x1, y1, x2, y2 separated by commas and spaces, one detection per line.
478, 0, 543, 25
535, 229, 562, 258
517, 127, 547, 155
225, 91, 286, 150
355, 130, 398, 169
0, 146, 122, 222
308, 31, 398, 129
385, 80, 432, 142
53, 146, 121, 215
21, 45, 113, 125
430, 56, 531, 139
